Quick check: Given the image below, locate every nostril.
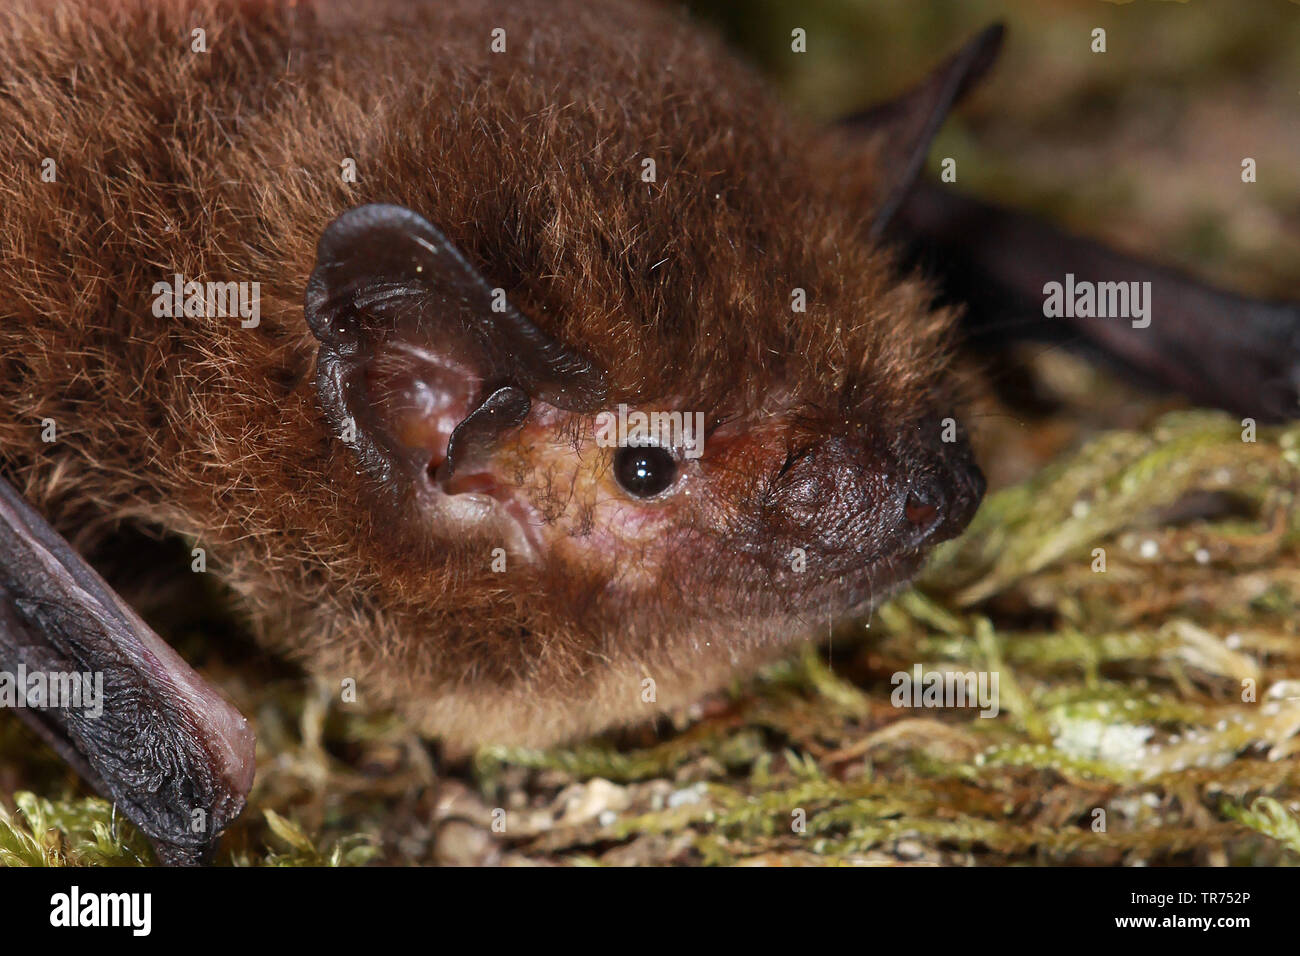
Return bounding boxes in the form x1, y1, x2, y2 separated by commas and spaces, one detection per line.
904, 489, 939, 531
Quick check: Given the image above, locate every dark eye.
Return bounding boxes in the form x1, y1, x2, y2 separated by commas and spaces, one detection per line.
614, 445, 678, 497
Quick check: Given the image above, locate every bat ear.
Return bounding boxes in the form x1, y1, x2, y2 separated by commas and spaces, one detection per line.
305, 204, 607, 484
840, 23, 1004, 238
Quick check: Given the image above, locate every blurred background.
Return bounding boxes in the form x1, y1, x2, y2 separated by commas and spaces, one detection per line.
690, 0, 1300, 297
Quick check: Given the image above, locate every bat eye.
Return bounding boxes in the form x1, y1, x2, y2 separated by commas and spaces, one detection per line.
614, 445, 677, 498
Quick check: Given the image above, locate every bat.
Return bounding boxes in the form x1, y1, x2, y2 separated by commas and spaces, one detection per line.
0, 0, 1294, 864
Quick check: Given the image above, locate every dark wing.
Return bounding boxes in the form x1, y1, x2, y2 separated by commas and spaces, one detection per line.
0, 476, 255, 865
840, 21, 1300, 422
893, 179, 1300, 423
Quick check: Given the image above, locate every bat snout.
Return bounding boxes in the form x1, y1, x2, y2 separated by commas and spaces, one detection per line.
885, 415, 985, 550
762, 422, 984, 564
896, 456, 985, 549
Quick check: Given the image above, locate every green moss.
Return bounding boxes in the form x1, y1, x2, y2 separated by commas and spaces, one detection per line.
0, 793, 153, 866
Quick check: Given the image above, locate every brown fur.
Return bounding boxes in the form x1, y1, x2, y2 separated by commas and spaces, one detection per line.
0, 0, 970, 751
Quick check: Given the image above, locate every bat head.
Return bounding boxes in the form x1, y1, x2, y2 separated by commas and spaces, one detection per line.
299, 15, 1000, 745
306, 195, 982, 610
